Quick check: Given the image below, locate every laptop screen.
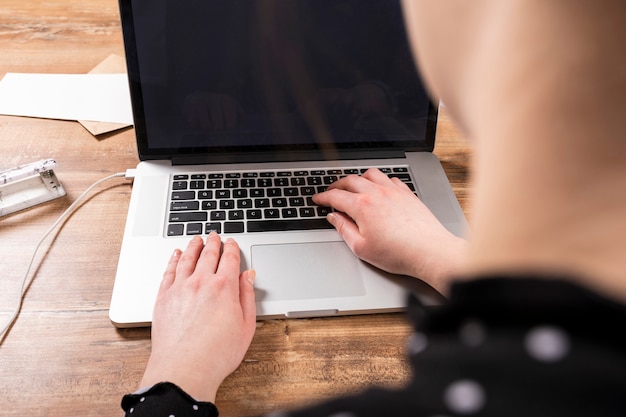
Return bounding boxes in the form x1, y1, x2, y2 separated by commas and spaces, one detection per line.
119, 0, 437, 162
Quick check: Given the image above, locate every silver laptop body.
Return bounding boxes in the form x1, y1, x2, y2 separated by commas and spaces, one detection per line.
110, 0, 466, 327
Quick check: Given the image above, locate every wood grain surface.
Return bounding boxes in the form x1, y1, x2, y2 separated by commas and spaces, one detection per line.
0, 1, 471, 415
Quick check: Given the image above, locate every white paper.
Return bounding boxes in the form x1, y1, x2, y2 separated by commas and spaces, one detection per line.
0, 73, 133, 125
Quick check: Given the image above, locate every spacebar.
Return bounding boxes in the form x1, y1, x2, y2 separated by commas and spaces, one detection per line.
247, 219, 333, 232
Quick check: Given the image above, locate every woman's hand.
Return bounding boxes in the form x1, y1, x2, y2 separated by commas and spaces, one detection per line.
313, 169, 466, 294
139, 233, 257, 402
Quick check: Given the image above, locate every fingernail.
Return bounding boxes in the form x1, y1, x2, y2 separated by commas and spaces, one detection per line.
246, 269, 256, 285
171, 249, 181, 260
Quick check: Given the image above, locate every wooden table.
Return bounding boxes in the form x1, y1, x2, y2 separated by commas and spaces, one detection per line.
0, 1, 471, 415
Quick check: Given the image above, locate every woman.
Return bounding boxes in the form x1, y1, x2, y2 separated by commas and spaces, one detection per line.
122, 1, 626, 415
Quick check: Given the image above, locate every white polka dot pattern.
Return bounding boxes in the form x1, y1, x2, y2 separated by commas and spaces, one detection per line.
443, 379, 486, 415
408, 332, 428, 355
459, 320, 486, 347
525, 325, 570, 362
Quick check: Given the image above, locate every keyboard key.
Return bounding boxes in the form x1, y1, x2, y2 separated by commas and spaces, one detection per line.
167, 224, 185, 236
189, 180, 205, 189
229, 210, 244, 220
172, 191, 195, 200
210, 211, 226, 221
299, 207, 316, 217
258, 178, 273, 187
219, 200, 235, 209
264, 208, 280, 218
255, 198, 270, 208
282, 208, 298, 218
233, 189, 248, 198
289, 197, 305, 206
317, 207, 332, 216
172, 181, 188, 190
202, 200, 217, 210
246, 209, 262, 219
267, 188, 282, 197
274, 177, 289, 187
205, 222, 222, 234
224, 222, 245, 233
169, 212, 207, 222
389, 173, 411, 182
224, 179, 239, 188
237, 199, 253, 209
291, 177, 306, 186
247, 219, 333, 232
271, 198, 288, 207
186, 223, 203, 235
198, 190, 213, 199
170, 201, 200, 211
241, 178, 256, 188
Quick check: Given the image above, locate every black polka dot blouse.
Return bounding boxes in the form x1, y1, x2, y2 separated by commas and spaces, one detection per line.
122, 276, 626, 417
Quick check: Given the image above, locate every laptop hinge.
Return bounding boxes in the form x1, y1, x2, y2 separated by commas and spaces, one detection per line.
171, 149, 405, 166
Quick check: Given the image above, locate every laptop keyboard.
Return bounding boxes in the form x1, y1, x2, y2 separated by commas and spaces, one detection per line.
166, 166, 417, 236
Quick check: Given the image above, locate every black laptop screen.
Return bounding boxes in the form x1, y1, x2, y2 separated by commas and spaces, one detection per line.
120, 0, 437, 162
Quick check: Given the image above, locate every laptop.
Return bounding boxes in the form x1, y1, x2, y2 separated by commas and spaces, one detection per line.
110, 0, 467, 327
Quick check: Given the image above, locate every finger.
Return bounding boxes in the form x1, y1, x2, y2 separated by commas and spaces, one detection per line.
312, 188, 362, 216
215, 238, 242, 278
361, 168, 395, 185
326, 212, 365, 255
239, 269, 257, 324
176, 236, 205, 278
325, 173, 373, 193
161, 248, 182, 290
390, 176, 414, 193
194, 231, 223, 276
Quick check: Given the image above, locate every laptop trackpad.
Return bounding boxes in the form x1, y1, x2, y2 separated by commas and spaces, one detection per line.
251, 242, 366, 301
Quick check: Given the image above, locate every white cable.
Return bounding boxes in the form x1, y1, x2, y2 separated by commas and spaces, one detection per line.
0, 171, 128, 342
